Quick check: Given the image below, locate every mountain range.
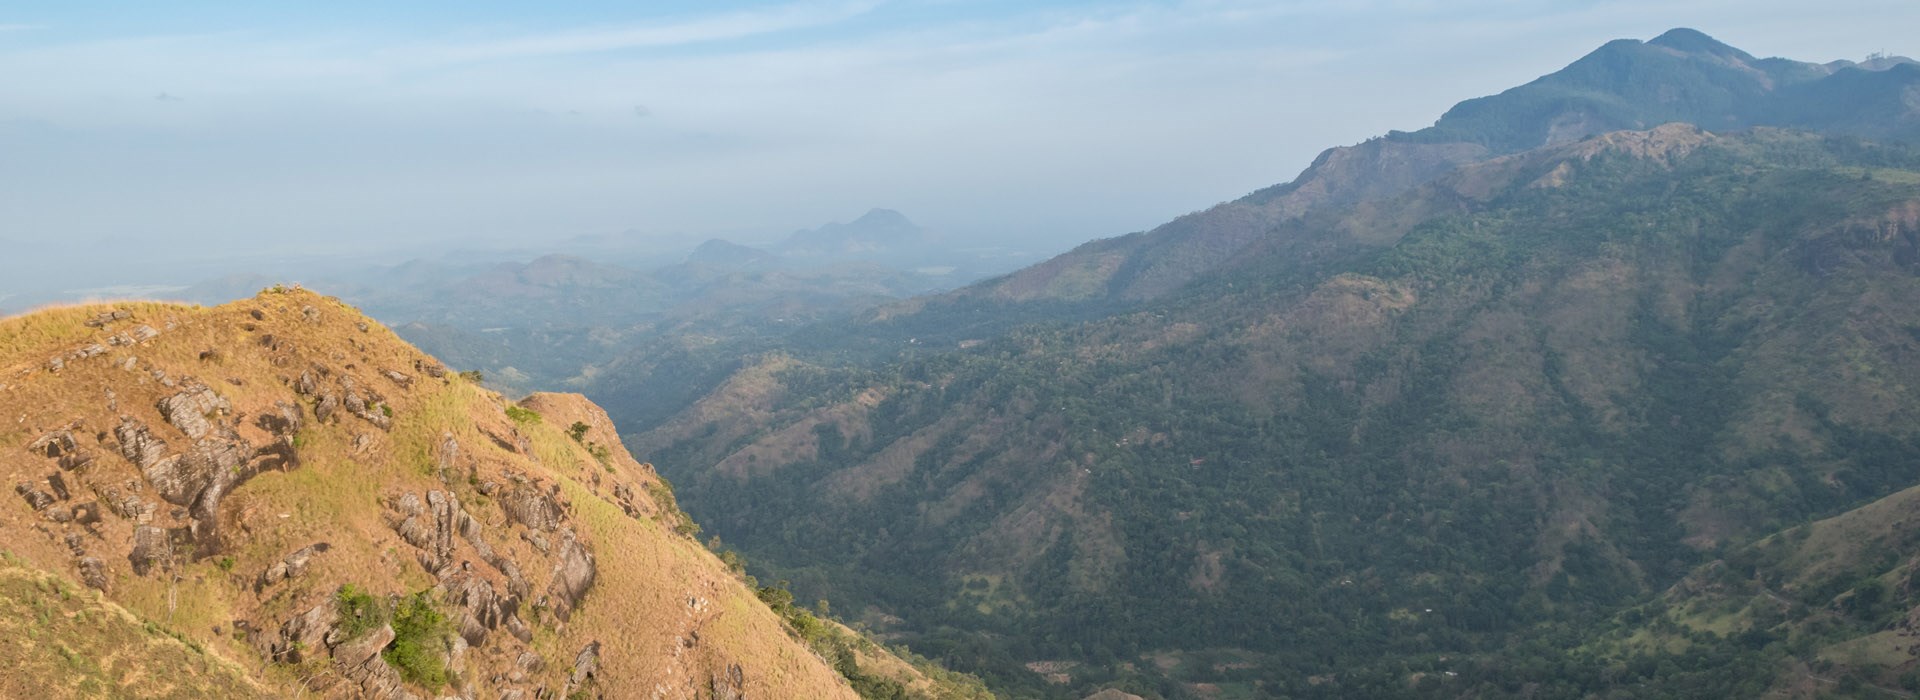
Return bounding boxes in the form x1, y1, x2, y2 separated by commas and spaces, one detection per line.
8, 24, 1920, 700
614, 29, 1920, 698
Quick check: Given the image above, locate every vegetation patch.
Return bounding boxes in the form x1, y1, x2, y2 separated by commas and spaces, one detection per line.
334, 584, 385, 640
506, 405, 542, 425
384, 591, 452, 689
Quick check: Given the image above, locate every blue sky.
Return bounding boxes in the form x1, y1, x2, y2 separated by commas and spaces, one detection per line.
2, 1, 1917, 298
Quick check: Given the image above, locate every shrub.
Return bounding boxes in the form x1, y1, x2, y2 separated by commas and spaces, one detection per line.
505, 405, 541, 425
334, 584, 384, 641
383, 591, 451, 688
567, 421, 591, 443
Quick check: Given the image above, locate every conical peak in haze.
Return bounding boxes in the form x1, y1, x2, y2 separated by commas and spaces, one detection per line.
779, 208, 929, 254
1644, 27, 1754, 59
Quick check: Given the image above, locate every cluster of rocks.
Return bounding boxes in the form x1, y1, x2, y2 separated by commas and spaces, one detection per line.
266, 597, 418, 699
254, 542, 331, 592
114, 382, 301, 553
295, 364, 396, 431
83, 309, 132, 328
20, 426, 118, 589
46, 343, 108, 373
355, 459, 601, 698
48, 309, 165, 373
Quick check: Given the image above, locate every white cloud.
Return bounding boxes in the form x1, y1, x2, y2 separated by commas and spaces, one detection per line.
378, 1, 884, 65
0, 0, 1915, 281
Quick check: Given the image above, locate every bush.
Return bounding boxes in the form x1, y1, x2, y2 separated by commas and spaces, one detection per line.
568, 421, 591, 443
505, 405, 541, 425
334, 584, 385, 641
384, 591, 451, 688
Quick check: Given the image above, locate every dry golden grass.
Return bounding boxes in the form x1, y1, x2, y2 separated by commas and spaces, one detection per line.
0, 553, 281, 699
0, 288, 873, 699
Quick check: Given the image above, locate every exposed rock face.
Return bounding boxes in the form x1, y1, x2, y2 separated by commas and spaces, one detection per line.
566, 641, 602, 697
157, 384, 231, 440
255, 400, 304, 436
255, 542, 330, 591
265, 603, 417, 699
28, 429, 78, 459
83, 309, 131, 327
711, 663, 747, 700
268, 602, 336, 664
545, 530, 597, 623
14, 483, 54, 511
439, 570, 521, 646
435, 432, 460, 483
129, 525, 169, 576
315, 392, 340, 423
333, 624, 415, 700
76, 556, 110, 591
114, 417, 171, 472
501, 477, 564, 533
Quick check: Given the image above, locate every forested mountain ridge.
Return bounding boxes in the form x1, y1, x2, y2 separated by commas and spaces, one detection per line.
904, 28, 1920, 316
634, 118, 1920, 696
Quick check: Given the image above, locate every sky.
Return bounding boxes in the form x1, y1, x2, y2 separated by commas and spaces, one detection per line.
1, 0, 1916, 301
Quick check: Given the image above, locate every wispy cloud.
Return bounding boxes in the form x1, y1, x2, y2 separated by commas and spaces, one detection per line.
383, 1, 882, 65
0, 23, 44, 32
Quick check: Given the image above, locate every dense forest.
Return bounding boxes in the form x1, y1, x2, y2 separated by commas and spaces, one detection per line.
632, 127, 1920, 698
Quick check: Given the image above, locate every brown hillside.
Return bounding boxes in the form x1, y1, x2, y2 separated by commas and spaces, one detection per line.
0, 289, 864, 699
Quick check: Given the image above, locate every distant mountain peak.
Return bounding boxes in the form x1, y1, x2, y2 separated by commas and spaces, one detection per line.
685, 238, 777, 267
852, 208, 914, 227
777, 208, 931, 258
1646, 27, 1751, 60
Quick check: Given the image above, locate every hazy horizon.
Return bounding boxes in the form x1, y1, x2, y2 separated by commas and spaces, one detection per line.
4, 1, 1917, 305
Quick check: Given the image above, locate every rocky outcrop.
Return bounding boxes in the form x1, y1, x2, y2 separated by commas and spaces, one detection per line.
711, 663, 747, 700
438, 570, 524, 646
333, 624, 415, 700
500, 476, 564, 533
83, 309, 131, 328
385, 490, 539, 647
565, 641, 602, 698
154, 381, 233, 437
14, 483, 54, 511
114, 418, 170, 473
340, 376, 393, 431
129, 525, 169, 576
255, 401, 304, 436
545, 530, 596, 623
265, 602, 418, 700
76, 556, 110, 591
255, 542, 330, 591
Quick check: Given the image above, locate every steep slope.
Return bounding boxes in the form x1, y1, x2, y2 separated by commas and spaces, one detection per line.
920, 29, 1919, 314
635, 128, 1920, 696
1582, 481, 1920, 697
0, 289, 975, 699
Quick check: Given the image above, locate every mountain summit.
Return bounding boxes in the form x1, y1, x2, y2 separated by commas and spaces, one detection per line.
931, 29, 1920, 309
0, 289, 986, 698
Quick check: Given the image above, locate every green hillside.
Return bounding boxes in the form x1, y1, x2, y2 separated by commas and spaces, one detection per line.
633, 126, 1920, 697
